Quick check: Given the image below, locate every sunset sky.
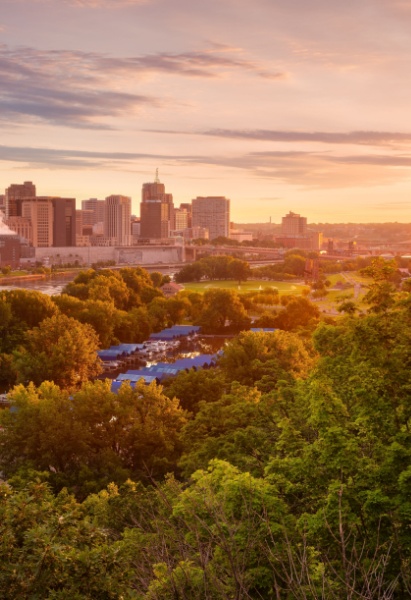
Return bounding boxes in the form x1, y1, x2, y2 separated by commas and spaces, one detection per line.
2, 0, 411, 223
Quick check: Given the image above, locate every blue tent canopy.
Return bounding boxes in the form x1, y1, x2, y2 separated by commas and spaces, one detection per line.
98, 350, 124, 360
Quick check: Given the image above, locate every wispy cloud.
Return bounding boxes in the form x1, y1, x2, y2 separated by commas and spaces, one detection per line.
0, 44, 285, 128
0, 145, 163, 169
0, 45, 162, 129
2, 143, 411, 190
200, 129, 411, 148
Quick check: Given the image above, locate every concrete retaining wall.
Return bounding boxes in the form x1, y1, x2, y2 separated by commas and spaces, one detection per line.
28, 245, 184, 266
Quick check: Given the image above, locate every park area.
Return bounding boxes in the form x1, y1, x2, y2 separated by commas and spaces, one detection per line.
182, 279, 306, 295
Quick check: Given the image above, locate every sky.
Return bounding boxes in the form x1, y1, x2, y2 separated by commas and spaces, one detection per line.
1, 0, 411, 223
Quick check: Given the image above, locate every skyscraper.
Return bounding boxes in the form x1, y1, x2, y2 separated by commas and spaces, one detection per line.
281, 211, 307, 237
81, 198, 105, 226
104, 195, 131, 246
52, 197, 76, 247
140, 171, 174, 239
19, 196, 76, 247
21, 197, 54, 247
5, 181, 36, 218
191, 196, 230, 240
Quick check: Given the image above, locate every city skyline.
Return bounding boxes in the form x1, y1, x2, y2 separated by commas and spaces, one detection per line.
2, 1, 411, 223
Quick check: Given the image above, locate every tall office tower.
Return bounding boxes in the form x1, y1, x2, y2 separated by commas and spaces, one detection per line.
191, 196, 230, 240
52, 197, 76, 246
281, 211, 307, 237
81, 198, 105, 226
5, 181, 36, 218
179, 202, 192, 227
12, 195, 75, 247
22, 197, 54, 247
0, 195, 5, 214
140, 171, 174, 239
173, 206, 189, 231
104, 195, 131, 246
76, 209, 94, 235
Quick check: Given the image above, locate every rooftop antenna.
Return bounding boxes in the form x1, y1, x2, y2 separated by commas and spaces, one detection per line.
155, 168, 160, 183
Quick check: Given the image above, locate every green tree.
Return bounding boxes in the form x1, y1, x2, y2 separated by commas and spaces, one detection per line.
228, 258, 251, 283
283, 253, 306, 276
179, 384, 278, 477
113, 305, 153, 343
361, 257, 400, 313
273, 295, 320, 330
13, 314, 102, 388
219, 329, 315, 387
1, 289, 58, 329
148, 460, 290, 599
88, 272, 130, 310
0, 480, 141, 599
163, 368, 226, 413
197, 289, 251, 333
0, 379, 187, 495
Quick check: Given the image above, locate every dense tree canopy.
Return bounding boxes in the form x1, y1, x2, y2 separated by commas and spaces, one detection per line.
175, 255, 251, 283
13, 314, 102, 388
197, 288, 251, 333
219, 329, 316, 387
0, 379, 187, 496
2, 261, 411, 598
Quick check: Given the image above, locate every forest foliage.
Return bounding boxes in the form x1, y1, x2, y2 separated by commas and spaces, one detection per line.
0, 260, 410, 598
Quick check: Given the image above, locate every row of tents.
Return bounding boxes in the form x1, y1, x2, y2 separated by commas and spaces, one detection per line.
98, 325, 276, 392
97, 325, 202, 362
110, 354, 218, 392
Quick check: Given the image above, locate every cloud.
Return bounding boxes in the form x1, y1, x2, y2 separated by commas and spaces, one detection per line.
201, 129, 411, 148
3, 143, 410, 191
0, 44, 285, 128
0, 45, 162, 129
0, 145, 164, 169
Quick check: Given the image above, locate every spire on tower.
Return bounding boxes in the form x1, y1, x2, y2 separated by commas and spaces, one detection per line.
155, 168, 160, 183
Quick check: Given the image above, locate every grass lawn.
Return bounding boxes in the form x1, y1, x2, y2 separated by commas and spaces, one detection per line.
0, 270, 29, 278
181, 279, 306, 295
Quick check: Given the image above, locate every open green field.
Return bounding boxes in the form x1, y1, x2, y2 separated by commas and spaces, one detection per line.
0, 270, 29, 279
181, 279, 306, 295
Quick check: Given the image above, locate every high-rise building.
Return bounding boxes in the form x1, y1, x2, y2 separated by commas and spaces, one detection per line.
191, 196, 230, 240
53, 197, 76, 247
140, 171, 174, 239
76, 210, 94, 235
281, 211, 307, 237
179, 203, 192, 227
81, 198, 105, 226
5, 181, 36, 218
173, 206, 189, 231
104, 195, 131, 246
18, 196, 76, 247
277, 211, 322, 251
22, 197, 54, 247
